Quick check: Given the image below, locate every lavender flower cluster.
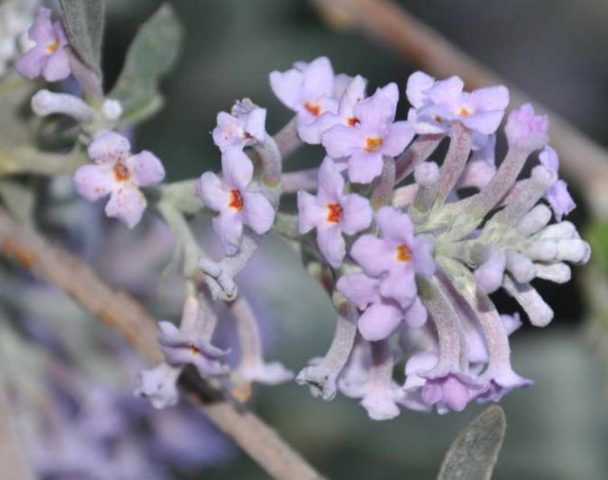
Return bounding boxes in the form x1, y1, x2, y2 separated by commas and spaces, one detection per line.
14, 5, 590, 423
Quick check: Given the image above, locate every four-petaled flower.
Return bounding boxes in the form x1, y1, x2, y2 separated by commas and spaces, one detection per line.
406, 72, 509, 141
269, 56, 338, 135
157, 321, 229, 378
322, 84, 414, 183
16, 7, 71, 82
212, 100, 267, 152
349, 206, 435, 308
298, 75, 367, 144
197, 149, 275, 255
298, 158, 372, 267
74, 131, 165, 229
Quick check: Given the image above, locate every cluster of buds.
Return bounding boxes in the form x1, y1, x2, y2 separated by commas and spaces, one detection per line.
13, 6, 590, 421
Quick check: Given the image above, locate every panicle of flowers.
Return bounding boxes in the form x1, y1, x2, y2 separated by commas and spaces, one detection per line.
267, 57, 589, 420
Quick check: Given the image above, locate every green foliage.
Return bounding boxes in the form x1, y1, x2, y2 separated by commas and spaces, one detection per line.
59, 0, 105, 77
110, 4, 183, 125
586, 219, 608, 276
437, 406, 506, 480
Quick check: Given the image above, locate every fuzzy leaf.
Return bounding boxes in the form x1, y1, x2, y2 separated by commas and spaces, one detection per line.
437, 406, 506, 480
110, 4, 182, 124
59, 0, 105, 76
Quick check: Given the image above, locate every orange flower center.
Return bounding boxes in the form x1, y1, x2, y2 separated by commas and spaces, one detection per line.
304, 101, 321, 117
458, 106, 472, 116
326, 203, 343, 223
434, 115, 443, 123
346, 116, 359, 127
190, 344, 201, 355
396, 244, 412, 262
364, 137, 383, 153
113, 163, 130, 182
228, 189, 244, 211
46, 40, 58, 54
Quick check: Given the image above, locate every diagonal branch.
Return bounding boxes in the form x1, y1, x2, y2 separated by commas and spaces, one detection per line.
312, 0, 608, 217
0, 207, 323, 480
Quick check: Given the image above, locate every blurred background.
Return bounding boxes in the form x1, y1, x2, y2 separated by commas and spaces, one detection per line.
4, 0, 608, 478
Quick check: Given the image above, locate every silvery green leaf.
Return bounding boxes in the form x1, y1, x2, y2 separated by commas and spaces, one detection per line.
437, 406, 506, 480
110, 4, 183, 124
59, 0, 105, 76
0, 74, 37, 148
0, 181, 36, 226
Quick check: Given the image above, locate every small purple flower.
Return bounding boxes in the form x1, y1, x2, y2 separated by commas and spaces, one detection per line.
15, 7, 71, 82
406, 71, 509, 137
197, 149, 275, 255
322, 84, 414, 183
135, 363, 180, 409
350, 206, 435, 308
297, 158, 373, 267
458, 134, 497, 190
157, 321, 230, 378
504, 103, 549, 152
269, 57, 338, 134
337, 273, 426, 341
212, 100, 267, 152
299, 75, 367, 144
539, 146, 576, 220
403, 351, 480, 413
74, 131, 165, 229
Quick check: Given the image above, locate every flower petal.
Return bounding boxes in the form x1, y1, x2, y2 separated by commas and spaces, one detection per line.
241, 191, 275, 234
129, 151, 165, 187
73, 163, 115, 201
105, 187, 147, 229
358, 302, 402, 341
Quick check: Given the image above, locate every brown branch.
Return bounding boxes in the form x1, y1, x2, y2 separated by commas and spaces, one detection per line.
0, 207, 324, 480
312, 0, 608, 217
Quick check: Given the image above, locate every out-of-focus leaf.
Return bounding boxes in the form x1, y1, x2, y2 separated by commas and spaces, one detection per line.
586, 219, 608, 275
0, 74, 37, 148
0, 181, 36, 226
0, 147, 83, 177
437, 406, 506, 480
109, 4, 182, 124
59, 0, 105, 76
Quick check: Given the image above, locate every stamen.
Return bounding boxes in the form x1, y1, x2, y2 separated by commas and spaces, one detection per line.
304, 101, 321, 117
113, 163, 130, 182
346, 116, 359, 127
458, 106, 472, 116
326, 203, 343, 223
228, 189, 244, 211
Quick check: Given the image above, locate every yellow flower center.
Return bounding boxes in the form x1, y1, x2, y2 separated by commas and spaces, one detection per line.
458, 106, 472, 116
46, 40, 58, 54
364, 137, 383, 153
396, 244, 412, 262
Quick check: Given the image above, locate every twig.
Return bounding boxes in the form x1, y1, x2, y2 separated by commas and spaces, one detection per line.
0, 207, 324, 480
311, 0, 608, 217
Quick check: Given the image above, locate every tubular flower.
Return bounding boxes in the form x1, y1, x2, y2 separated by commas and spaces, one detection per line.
74, 131, 165, 228
15, 7, 71, 82
197, 149, 275, 255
